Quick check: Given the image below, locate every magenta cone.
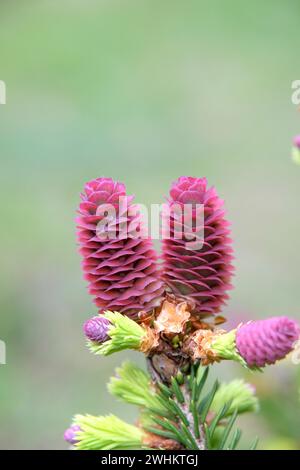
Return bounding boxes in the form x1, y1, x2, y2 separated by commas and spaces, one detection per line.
76, 178, 164, 318
236, 316, 299, 367
162, 176, 234, 316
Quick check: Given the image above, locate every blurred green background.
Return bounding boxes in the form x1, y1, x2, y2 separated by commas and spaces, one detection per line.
0, 0, 300, 449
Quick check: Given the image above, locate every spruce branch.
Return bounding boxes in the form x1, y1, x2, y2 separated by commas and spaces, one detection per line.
66, 176, 300, 451
87, 311, 158, 356
106, 362, 257, 450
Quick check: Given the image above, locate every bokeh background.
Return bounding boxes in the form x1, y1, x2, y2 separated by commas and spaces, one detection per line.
1, 0, 300, 449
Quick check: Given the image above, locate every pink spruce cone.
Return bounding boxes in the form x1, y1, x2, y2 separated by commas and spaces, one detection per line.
161, 176, 234, 316
76, 177, 164, 318
236, 316, 300, 367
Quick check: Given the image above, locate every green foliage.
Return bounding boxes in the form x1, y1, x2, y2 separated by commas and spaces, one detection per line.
88, 311, 146, 356
211, 380, 259, 417
71, 361, 259, 450
217, 409, 239, 449
74, 414, 144, 450
108, 361, 151, 406
108, 362, 167, 415
110, 362, 258, 450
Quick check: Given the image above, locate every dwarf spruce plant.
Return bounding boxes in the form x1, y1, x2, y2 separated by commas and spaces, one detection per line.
65, 176, 299, 450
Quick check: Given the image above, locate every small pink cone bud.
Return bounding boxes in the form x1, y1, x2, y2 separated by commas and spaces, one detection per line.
64, 424, 81, 445
236, 317, 300, 367
83, 315, 110, 343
